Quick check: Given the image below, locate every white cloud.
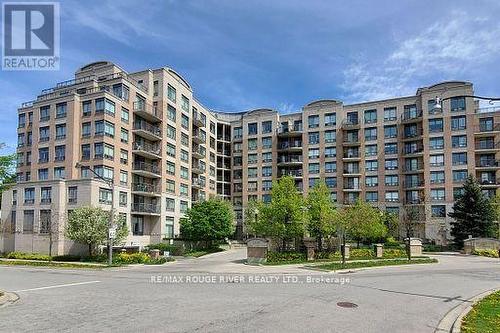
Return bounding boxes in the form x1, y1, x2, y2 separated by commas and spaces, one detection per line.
342, 11, 500, 103
276, 102, 298, 114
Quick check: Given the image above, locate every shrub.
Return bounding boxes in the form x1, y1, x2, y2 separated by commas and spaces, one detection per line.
266, 251, 306, 264
145, 243, 183, 256
350, 248, 375, 259
384, 237, 402, 248
114, 252, 150, 264
6, 252, 51, 261
472, 249, 499, 258
52, 255, 82, 262
383, 249, 407, 258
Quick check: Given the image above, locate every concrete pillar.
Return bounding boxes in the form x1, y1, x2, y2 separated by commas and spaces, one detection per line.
374, 244, 383, 258
303, 237, 317, 261
149, 249, 160, 259
246, 238, 269, 265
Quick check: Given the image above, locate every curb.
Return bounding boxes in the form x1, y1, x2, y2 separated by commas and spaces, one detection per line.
0, 291, 19, 308
434, 287, 500, 333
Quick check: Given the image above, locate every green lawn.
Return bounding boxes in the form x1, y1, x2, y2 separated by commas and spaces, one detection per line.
313, 258, 438, 271
461, 290, 500, 333
0, 260, 112, 269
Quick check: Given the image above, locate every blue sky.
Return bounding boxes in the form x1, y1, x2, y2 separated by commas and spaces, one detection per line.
1, 0, 500, 153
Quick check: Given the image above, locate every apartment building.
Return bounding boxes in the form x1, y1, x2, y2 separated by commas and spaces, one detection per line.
1, 61, 499, 254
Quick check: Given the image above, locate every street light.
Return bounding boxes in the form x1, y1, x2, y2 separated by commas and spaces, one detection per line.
433, 95, 500, 110
75, 163, 115, 266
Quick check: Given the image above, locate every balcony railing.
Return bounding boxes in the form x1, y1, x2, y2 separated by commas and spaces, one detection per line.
133, 121, 162, 137
131, 203, 160, 214
278, 124, 303, 134
278, 156, 303, 164
133, 101, 162, 120
475, 141, 500, 150
401, 110, 423, 121
132, 161, 160, 175
343, 151, 360, 158
403, 130, 423, 139
132, 183, 160, 193
278, 141, 302, 150
476, 159, 498, 167
404, 180, 424, 188
403, 163, 424, 172
279, 170, 303, 177
477, 124, 500, 132
132, 141, 161, 156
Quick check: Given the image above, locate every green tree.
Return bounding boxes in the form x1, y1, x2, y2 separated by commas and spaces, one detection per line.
401, 205, 424, 260
490, 194, 500, 239
307, 181, 336, 249
0, 143, 16, 204
66, 206, 128, 256
346, 200, 387, 246
248, 176, 307, 251
180, 198, 235, 247
449, 175, 495, 247
244, 199, 266, 237
382, 211, 399, 240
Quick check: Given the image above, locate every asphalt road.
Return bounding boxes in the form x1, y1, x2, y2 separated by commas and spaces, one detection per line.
0, 250, 499, 333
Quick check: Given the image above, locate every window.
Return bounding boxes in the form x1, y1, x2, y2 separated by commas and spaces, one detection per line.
385, 191, 399, 202
308, 163, 320, 174
453, 170, 467, 183
366, 176, 378, 187
248, 168, 258, 178
431, 188, 445, 201
121, 107, 129, 123
430, 154, 444, 167
308, 115, 319, 128
55, 145, 65, 161
451, 116, 466, 131
181, 95, 189, 112
119, 192, 127, 207
180, 149, 189, 163
479, 117, 494, 132
308, 148, 320, 159
40, 105, 50, 121
120, 149, 128, 164
452, 152, 467, 165
166, 198, 175, 212
262, 137, 272, 149
82, 122, 91, 137
429, 118, 443, 133
385, 175, 398, 186
385, 143, 397, 155
365, 144, 377, 157
366, 192, 378, 202
430, 171, 445, 184
54, 167, 65, 179
309, 132, 320, 144
181, 114, 189, 129
248, 154, 257, 164
262, 180, 272, 191
95, 98, 105, 113
325, 161, 337, 173
365, 127, 377, 141
364, 109, 377, 124
55, 124, 66, 140
325, 113, 336, 126
24, 188, 35, 204
23, 210, 34, 233
384, 107, 397, 121
95, 165, 114, 181
261, 166, 272, 177
262, 121, 272, 133
248, 123, 258, 135
166, 143, 176, 157
325, 130, 336, 143
452, 135, 467, 148
366, 160, 378, 171
429, 137, 444, 150
55, 102, 67, 118
248, 138, 257, 150
39, 126, 50, 142
166, 180, 175, 193
166, 161, 175, 175
167, 84, 176, 102
385, 159, 398, 170
165, 218, 174, 238
180, 166, 189, 179
431, 205, 446, 217
82, 101, 92, 116
233, 127, 243, 139
40, 187, 51, 204
68, 186, 77, 204
18, 113, 26, 128
450, 97, 466, 111
81, 144, 91, 160
166, 125, 176, 139
180, 200, 188, 213
119, 170, 128, 185
180, 184, 189, 197
384, 125, 397, 138
233, 142, 242, 153
99, 188, 113, 204
325, 146, 336, 158
38, 147, 49, 163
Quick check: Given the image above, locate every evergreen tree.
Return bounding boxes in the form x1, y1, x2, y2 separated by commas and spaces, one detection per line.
448, 175, 495, 247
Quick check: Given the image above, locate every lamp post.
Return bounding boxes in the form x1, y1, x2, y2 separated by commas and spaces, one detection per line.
75, 163, 114, 266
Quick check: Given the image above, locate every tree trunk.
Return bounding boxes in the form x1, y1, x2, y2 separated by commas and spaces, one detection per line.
317, 236, 322, 252
88, 243, 93, 257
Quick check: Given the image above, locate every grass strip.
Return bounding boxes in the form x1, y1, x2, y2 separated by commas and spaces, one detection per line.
461, 290, 500, 333
0, 260, 114, 269
313, 258, 438, 271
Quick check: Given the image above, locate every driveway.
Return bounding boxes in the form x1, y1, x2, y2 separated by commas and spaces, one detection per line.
0, 250, 499, 332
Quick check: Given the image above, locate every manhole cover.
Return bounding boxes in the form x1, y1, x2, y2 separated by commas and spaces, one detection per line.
337, 302, 358, 308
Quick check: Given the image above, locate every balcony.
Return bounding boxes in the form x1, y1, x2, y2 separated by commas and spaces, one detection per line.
192, 179, 205, 189
401, 110, 423, 123
133, 121, 162, 141
341, 119, 360, 129
192, 164, 205, 174
277, 156, 303, 166
402, 130, 423, 140
403, 146, 424, 155
132, 161, 161, 178
192, 147, 205, 159
343, 184, 361, 191
192, 113, 205, 128
475, 140, 500, 151
476, 159, 499, 168
342, 137, 360, 146
278, 141, 302, 151
404, 180, 424, 189
278, 169, 303, 178
403, 163, 424, 173
277, 124, 303, 137
131, 183, 161, 196
343, 151, 360, 159
131, 203, 160, 216
192, 133, 205, 144
133, 101, 162, 122
132, 141, 161, 159
343, 168, 361, 175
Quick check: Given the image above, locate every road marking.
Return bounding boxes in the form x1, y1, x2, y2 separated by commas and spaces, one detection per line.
13, 280, 101, 293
